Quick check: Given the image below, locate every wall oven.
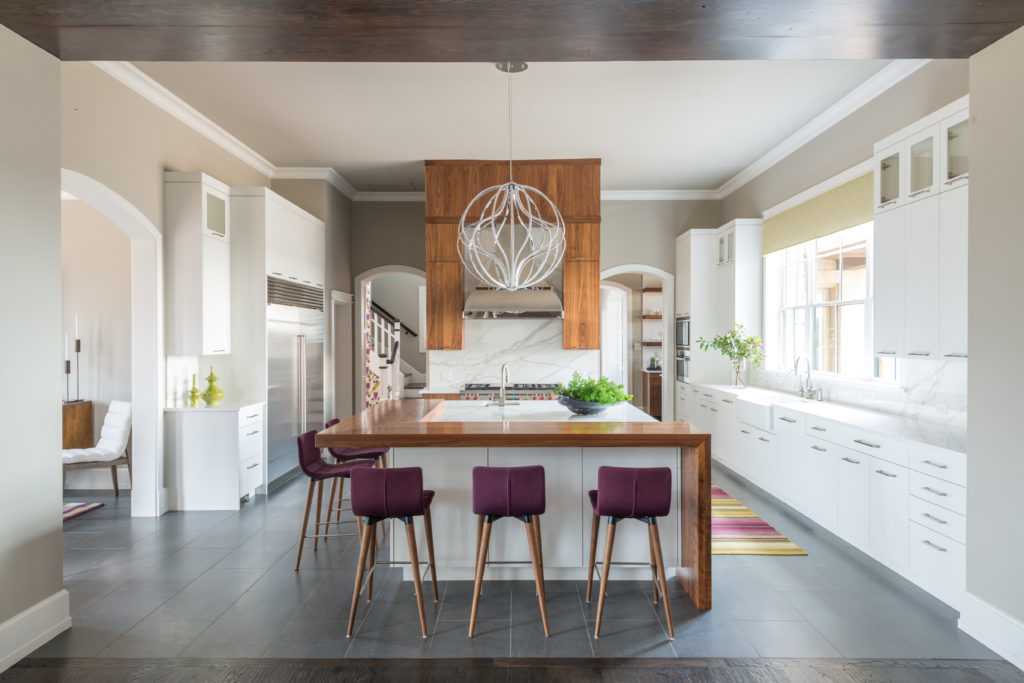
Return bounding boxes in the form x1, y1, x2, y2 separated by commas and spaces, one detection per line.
676, 349, 690, 383
675, 316, 690, 349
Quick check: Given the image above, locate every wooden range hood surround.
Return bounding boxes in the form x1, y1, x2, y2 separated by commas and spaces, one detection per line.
423, 159, 601, 351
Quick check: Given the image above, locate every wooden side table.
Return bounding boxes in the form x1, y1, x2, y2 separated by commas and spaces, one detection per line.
62, 400, 93, 449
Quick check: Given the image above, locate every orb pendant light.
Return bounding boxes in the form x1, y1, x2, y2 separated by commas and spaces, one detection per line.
457, 62, 566, 291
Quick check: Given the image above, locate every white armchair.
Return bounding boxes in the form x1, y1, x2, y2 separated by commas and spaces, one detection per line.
62, 400, 132, 496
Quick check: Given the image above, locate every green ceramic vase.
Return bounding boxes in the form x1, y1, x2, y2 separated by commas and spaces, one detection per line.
200, 366, 225, 406
188, 373, 201, 407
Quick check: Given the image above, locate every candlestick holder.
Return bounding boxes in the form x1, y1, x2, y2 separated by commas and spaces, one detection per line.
75, 338, 82, 402
64, 359, 71, 404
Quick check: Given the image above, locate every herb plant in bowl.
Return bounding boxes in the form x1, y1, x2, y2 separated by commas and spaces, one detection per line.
555, 372, 633, 415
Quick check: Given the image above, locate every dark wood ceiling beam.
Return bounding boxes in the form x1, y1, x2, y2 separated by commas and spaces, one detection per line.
2, 1, 1023, 61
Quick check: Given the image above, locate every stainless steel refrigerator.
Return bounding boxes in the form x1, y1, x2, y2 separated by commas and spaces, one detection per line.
266, 279, 324, 486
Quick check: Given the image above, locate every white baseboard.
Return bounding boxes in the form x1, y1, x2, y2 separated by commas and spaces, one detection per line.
959, 592, 1024, 671
0, 590, 71, 673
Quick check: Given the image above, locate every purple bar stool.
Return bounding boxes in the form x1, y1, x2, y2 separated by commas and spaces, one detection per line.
586, 465, 674, 639
347, 466, 438, 638
323, 418, 390, 539
294, 430, 375, 571
470, 465, 549, 638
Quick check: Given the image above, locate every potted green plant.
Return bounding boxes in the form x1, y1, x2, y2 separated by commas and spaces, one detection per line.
697, 324, 765, 387
555, 371, 633, 415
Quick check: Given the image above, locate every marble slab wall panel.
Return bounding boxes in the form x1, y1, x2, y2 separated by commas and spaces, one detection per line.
751, 357, 967, 430
427, 319, 600, 388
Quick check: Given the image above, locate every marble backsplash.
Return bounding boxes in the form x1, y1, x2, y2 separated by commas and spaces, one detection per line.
427, 319, 600, 389
751, 357, 967, 429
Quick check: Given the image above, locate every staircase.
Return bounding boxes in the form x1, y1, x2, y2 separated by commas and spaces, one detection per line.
367, 306, 402, 400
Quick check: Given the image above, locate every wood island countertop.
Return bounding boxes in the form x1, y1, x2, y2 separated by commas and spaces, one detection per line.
315, 399, 712, 449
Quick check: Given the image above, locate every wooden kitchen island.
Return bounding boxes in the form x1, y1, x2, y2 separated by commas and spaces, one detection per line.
317, 399, 712, 610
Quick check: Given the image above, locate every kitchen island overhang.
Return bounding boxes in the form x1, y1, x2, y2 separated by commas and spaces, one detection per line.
317, 399, 712, 610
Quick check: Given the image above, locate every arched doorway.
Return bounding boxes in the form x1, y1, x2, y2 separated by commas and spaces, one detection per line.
353, 266, 428, 410
61, 170, 165, 518
600, 264, 675, 420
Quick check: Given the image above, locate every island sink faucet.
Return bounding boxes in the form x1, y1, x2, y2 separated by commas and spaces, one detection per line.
794, 355, 823, 401
491, 364, 519, 407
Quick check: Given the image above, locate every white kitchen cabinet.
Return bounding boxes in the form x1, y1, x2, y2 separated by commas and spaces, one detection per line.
874, 141, 903, 212
903, 124, 940, 204
909, 520, 966, 609
909, 470, 966, 516
804, 437, 838, 532
835, 446, 870, 550
872, 206, 905, 358
773, 408, 806, 510
165, 402, 265, 510
265, 195, 325, 288
938, 185, 969, 359
675, 236, 691, 317
939, 109, 969, 190
675, 382, 691, 420
165, 172, 233, 356
903, 195, 941, 359
869, 457, 909, 572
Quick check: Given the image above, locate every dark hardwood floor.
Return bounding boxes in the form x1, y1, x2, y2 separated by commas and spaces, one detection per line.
4, 657, 1022, 682
1, 1, 1023, 61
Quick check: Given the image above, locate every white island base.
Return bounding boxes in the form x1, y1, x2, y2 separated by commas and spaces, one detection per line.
390, 404, 681, 583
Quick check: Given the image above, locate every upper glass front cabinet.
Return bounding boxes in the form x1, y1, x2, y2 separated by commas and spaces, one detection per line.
879, 152, 900, 206
946, 119, 969, 181
909, 136, 934, 194
205, 191, 227, 238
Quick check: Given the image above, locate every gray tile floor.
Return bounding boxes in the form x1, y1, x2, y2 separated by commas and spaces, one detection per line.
35, 464, 1001, 660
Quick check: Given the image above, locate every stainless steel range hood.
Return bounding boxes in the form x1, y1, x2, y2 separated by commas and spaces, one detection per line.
463, 285, 563, 319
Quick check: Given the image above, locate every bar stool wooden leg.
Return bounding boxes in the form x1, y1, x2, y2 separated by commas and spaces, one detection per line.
649, 522, 674, 640
468, 519, 492, 637
649, 532, 659, 604
423, 509, 439, 602
405, 520, 429, 638
585, 513, 599, 602
295, 479, 316, 570
347, 519, 374, 637
313, 480, 324, 551
367, 521, 377, 601
532, 515, 545, 587
377, 454, 389, 543
335, 476, 346, 527
594, 518, 616, 638
325, 478, 338, 536
525, 516, 550, 637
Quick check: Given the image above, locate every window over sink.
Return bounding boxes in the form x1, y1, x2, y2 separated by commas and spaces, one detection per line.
764, 222, 895, 381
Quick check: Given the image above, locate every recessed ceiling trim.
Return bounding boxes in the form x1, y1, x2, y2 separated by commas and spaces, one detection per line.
271, 167, 357, 199
91, 61, 276, 178
714, 59, 930, 199
601, 189, 721, 201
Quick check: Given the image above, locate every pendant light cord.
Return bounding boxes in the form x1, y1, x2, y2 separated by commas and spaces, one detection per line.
507, 67, 513, 183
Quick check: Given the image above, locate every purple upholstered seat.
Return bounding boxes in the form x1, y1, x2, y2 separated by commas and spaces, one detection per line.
324, 418, 390, 462
588, 466, 671, 519
350, 466, 434, 519
472, 466, 546, 517
296, 430, 375, 481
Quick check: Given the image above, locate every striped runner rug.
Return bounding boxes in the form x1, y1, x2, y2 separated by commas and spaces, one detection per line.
63, 502, 104, 522
712, 484, 806, 556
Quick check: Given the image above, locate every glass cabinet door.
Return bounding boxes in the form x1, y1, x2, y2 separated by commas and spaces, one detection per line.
908, 137, 934, 194
204, 190, 228, 238
945, 117, 969, 182
878, 150, 900, 207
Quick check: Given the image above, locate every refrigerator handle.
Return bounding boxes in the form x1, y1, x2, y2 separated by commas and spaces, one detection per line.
298, 334, 307, 433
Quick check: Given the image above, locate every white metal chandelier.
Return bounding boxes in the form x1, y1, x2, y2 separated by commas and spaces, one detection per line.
457, 62, 566, 291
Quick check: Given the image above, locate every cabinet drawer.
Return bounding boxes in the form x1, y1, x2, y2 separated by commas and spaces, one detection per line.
908, 443, 966, 487
837, 425, 907, 467
238, 404, 263, 429
908, 520, 965, 608
239, 424, 263, 460
804, 415, 840, 440
909, 470, 966, 515
909, 496, 966, 545
239, 454, 262, 496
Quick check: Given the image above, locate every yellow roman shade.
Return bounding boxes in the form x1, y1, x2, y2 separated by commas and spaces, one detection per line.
762, 173, 873, 255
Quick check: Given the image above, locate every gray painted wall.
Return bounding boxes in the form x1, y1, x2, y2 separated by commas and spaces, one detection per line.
0, 24, 64, 625
352, 201, 426, 276
601, 200, 721, 273
967, 26, 1024, 624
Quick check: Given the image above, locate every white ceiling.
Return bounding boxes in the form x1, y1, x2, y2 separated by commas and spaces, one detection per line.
134, 60, 891, 193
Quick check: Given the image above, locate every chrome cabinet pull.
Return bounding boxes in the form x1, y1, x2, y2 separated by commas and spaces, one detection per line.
878, 199, 898, 209
740, 429, 750, 434
877, 350, 897, 356
922, 512, 948, 525
246, 430, 259, 437
944, 174, 967, 185
709, 408, 718, 413
841, 456, 861, 464
811, 426, 827, 432
908, 351, 931, 357
811, 445, 827, 452
922, 539, 948, 552
908, 188, 931, 198
698, 404, 707, 408
779, 417, 796, 423
722, 399, 733, 404
246, 463, 259, 470
758, 437, 770, 443
246, 413, 259, 420
854, 439, 881, 449
702, 393, 713, 398
922, 486, 948, 497
875, 469, 897, 478
922, 459, 948, 470
211, 348, 226, 353
943, 353, 968, 358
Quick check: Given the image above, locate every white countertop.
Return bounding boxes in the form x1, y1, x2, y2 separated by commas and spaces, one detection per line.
696, 384, 966, 454
164, 401, 264, 413
418, 386, 460, 396
422, 400, 656, 423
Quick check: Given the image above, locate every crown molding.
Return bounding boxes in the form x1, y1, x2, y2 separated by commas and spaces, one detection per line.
271, 167, 357, 199
600, 189, 721, 201
91, 61, 276, 178
761, 158, 873, 219
352, 191, 425, 202
715, 59, 930, 199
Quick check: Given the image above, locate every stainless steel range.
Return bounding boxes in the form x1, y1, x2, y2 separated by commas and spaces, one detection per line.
459, 383, 559, 401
